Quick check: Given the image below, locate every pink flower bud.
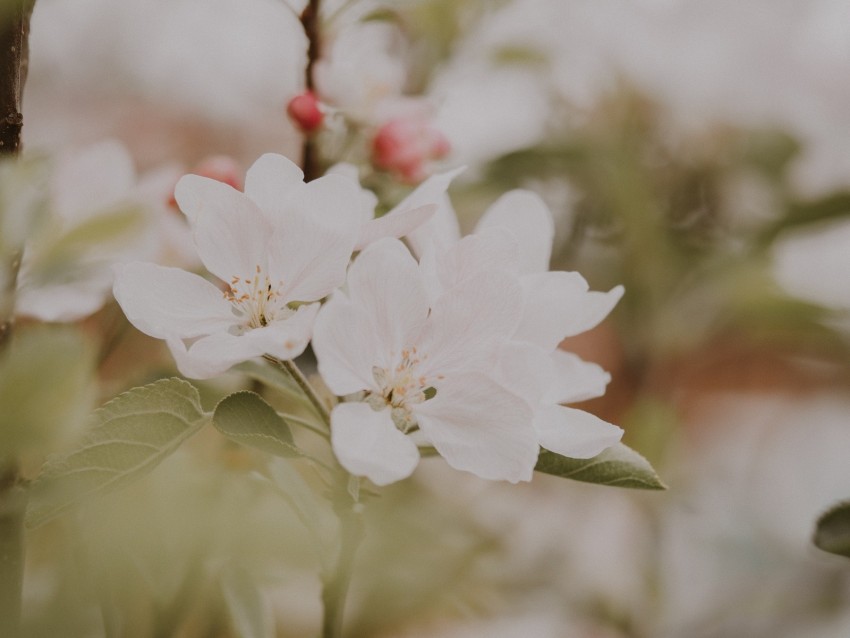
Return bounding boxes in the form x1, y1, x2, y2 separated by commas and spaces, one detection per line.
371, 116, 451, 184
286, 91, 324, 134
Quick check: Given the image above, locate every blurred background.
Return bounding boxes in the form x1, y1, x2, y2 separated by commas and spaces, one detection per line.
12, 0, 850, 636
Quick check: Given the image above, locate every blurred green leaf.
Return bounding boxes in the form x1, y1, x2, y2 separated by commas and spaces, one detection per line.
212, 391, 300, 458
26, 378, 208, 528
24, 205, 145, 288
0, 326, 96, 458
535, 442, 666, 490
759, 192, 850, 244
220, 564, 273, 638
814, 500, 850, 558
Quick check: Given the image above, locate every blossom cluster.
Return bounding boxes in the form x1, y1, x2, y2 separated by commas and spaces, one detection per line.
113, 153, 623, 484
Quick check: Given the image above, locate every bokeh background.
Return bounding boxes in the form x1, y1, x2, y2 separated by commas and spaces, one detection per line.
14, 0, 850, 636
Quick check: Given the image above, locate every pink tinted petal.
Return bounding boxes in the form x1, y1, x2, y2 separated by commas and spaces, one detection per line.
174, 175, 272, 282
354, 204, 436, 251
113, 262, 234, 339
534, 405, 622, 459
313, 294, 381, 395
414, 372, 537, 483
347, 238, 429, 359
543, 350, 611, 405
513, 271, 594, 349
166, 332, 265, 380
243, 154, 305, 222
242, 303, 319, 361
331, 403, 420, 486
475, 190, 554, 274
419, 270, 523, 377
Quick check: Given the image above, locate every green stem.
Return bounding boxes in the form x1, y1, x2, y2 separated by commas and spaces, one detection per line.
274, 358, 332, 428
321, 496, 363, 638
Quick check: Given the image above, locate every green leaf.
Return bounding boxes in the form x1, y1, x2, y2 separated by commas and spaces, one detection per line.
534, 443, 667, 490
212, 391, 299, 458
814, 500, 850, 558
220, 565, 273, 638
0, 326, 97, 458
26, 378, 208, 528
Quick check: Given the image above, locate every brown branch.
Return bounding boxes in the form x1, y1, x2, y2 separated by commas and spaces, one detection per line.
300, 0, 321, 181
0, 0, 35, 156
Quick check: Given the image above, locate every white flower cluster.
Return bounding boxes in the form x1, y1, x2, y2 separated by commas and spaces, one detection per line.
114, 154, 623, 484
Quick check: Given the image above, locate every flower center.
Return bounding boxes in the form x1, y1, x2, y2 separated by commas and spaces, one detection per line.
224, 264, 291, 331
368, 347, 438, 433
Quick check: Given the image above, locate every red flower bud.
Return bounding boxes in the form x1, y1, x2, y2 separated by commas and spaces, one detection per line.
286, 91, 324, 134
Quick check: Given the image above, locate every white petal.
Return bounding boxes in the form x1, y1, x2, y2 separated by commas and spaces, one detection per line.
534, 405, 622, 459
495, 341, 555, 408
348, 238, 429, 361
113, 262, 234, 339
53, 140, 136, 223
414, 372, 537, 483
16, 278, 110, 322
327, 163, 378, 223
242, 302, 319, 361
331, 403, 420, 486
428, 229, 520, 299
243, 153, 304, 223
543, 350, 611, 405
270, 174, 360, 303
393, 166, 465, 258
419, 270, 523, 377
354, 204, 436, 251
475, 190, 554, 274
514, 273, 623, 349
313, 294, 381, 395
175, 175, 272, 282
166, 332, 266, 380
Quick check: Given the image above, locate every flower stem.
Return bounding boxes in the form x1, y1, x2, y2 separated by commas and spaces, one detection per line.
273, 357, 332, 429
0, 463, 26, 638
321, 493, 363, 638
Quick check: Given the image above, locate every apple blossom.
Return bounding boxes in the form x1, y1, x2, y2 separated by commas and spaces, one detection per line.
113, 153, 361, 379
411, 189, 624, 459
312, 238, 537, 486
15, 140, 155, 322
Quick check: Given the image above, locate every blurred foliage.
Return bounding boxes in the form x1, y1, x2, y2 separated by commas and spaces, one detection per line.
814, 501, 850, 559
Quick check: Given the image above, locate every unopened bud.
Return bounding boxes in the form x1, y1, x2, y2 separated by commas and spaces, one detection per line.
371, 116, 451, 184
286, 91, 324, 134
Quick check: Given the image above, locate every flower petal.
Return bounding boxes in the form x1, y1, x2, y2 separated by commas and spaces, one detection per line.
543, 350, 611, 405
166, 332, 267, 380
419, 270, 523, 377
242, 302, 319, 361
354, 204, 436, 251
313, 294, 382, 396
414, 372, 537, 483
53, 140, 136, 223
395, 166, 465, 258
16, 277, 111, 322
514, 273, 623, 349
475, 189, 554, 274
534, 404, 623, 459
347, 238, 429, 362
331, 403, 420, 486
113, 262, 234, 339
270, 173, 361, 302
495, 341, 555, 408
174, 175, 272, 283
243, 153, 305, 223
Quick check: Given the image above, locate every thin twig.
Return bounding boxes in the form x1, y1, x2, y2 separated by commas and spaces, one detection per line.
299, 0, 322, 181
